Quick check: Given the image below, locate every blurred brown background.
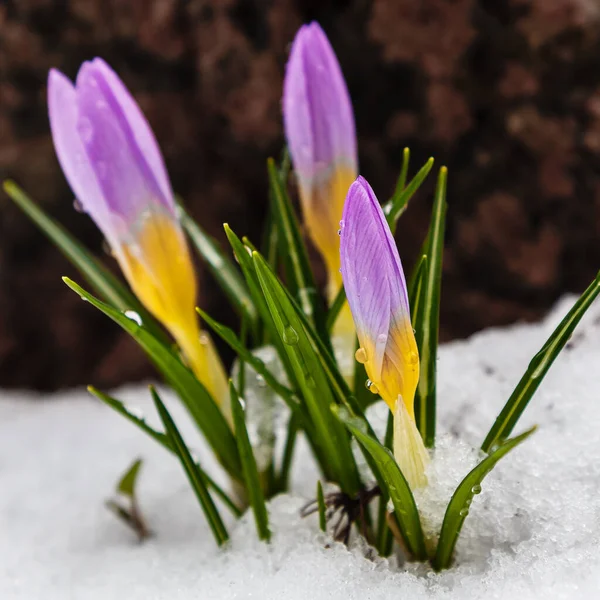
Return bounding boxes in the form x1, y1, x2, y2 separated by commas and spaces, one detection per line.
2, 0, 600, 390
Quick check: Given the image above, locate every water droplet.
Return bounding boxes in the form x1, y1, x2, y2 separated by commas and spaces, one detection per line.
339, 220, 345, 228
306, 374, 316, 388
199, 333, 209, 345
459, 508, 469, 517
73, 198, 85, 213
238, 397, 246, 409
365, 379, 379, 394
465, 498, 472, 506
283, 325, 299, 345
355, 347, 368, 363
124, 310, 143, 326
337, 229, 341, 236
471, 484, 482, 495
255, 374, 266, 388
409, 351, 419, 365
78, 117, 94, 144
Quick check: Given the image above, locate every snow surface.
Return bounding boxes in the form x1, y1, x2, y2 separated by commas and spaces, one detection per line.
2, 296, 600, 599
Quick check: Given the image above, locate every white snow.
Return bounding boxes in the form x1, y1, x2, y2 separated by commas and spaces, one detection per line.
2, 295, 600, 599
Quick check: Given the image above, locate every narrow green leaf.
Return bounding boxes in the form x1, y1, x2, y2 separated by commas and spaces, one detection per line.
266, 158, 329, 346
384, 157, 435, 231
64, 278, 241, 478
393, 147, 411, 198
334, 407, 427, 560
482, 272, 600, 452
434, 426, 536, 570
179, 204, 258, 335
375, 410, 394, 556
317, 481, 327, 533
224, 225, 296, 374
116, 458, 143, 498
89, 386, 242, 517
151, 386, 229, 546
408, 254, 428, 308
229, 381, 271, 541
2, 180, 169, 341
276, 413, 299, 493
326, 285, 346, 333
253, 252, 360, 494
413, 167, 447, 448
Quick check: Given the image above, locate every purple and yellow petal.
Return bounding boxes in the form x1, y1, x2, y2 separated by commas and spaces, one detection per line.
48, 59, 227, 405
339, 176, 418, 416
283, 22, 357, 299
340, 176, 427, 488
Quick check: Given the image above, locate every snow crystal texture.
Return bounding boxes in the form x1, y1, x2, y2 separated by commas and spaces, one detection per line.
2, 296, 600, 599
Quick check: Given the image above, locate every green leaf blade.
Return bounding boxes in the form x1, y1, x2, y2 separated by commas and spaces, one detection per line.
317, 481, 327, 533
413, 167, 447, 447
151, 387, 229, 546
116, 458, 143, 498
229, 381, 271, 541
434, 426, 536, 570
384, 157, 435, 231
482, 273, 600, 452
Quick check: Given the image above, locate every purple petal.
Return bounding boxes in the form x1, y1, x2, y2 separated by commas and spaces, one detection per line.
85, 59, 173, 208
283, 22, 357, 189
48, 69, 122, 248
340, 176, 413, 390
74, 60, 173, 227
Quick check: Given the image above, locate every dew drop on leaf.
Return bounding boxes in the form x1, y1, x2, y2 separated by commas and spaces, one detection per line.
283, 325, 299, 345
124, 310, 143, 326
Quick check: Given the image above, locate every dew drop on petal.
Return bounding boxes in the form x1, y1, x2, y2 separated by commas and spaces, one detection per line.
199, 333, 209, 346
365, 379, 379, 394
124, 310, 143, 326
73, 198, 85, 213
283, 326, 299, 345
355, 347, 368, 364
409, 351, 419, 365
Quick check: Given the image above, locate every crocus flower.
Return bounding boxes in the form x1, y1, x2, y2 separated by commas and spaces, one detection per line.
48, 58, 227, 405
340, 176, 429, 489
283, 22, 357, 342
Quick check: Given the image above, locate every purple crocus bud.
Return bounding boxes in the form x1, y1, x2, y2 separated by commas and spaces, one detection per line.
283, 22, 357, 303
340, 176, 428, 488
48, 58, 227, 404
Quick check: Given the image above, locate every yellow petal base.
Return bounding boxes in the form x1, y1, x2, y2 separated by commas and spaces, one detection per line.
393, 397, 429, 490
119, 210, 228, 407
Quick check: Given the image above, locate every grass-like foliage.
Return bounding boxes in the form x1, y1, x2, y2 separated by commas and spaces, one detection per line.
4, 25, 600, 572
